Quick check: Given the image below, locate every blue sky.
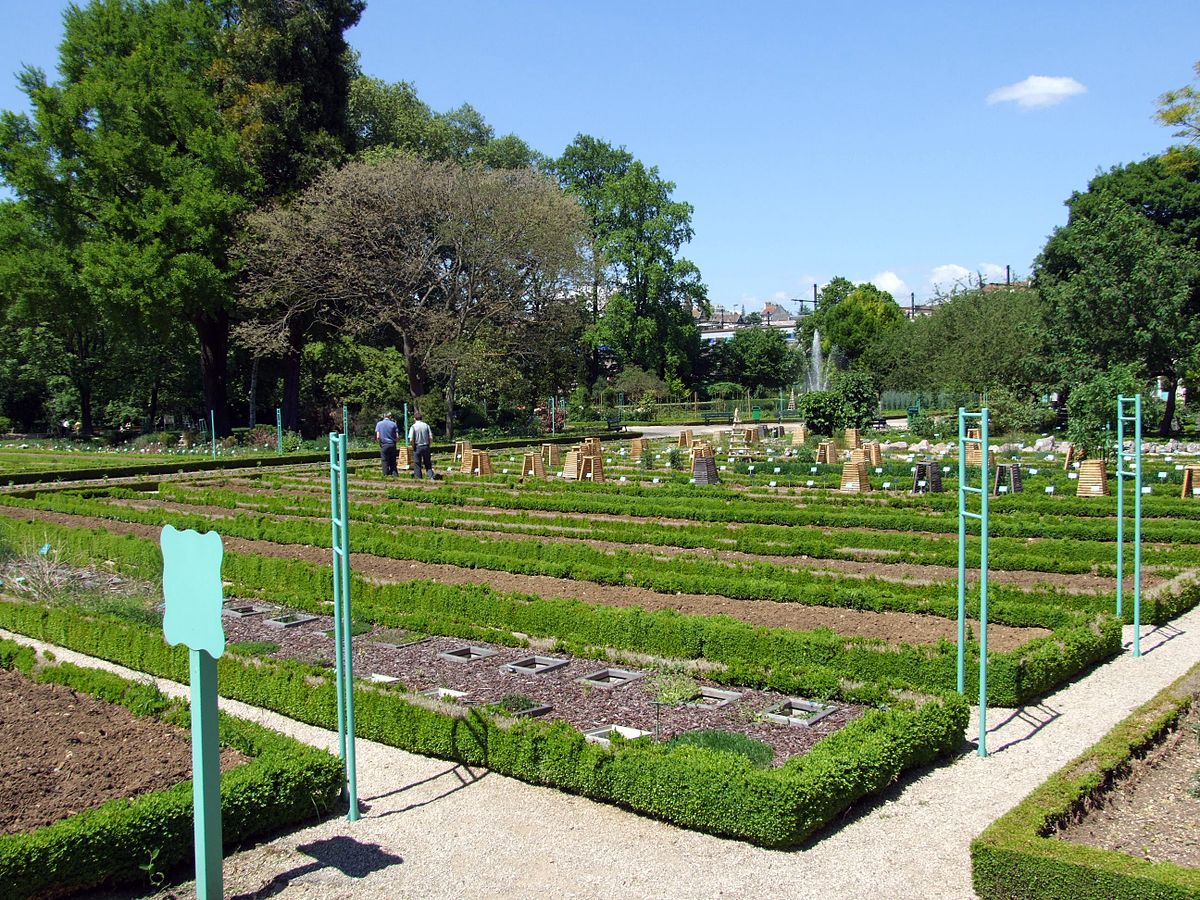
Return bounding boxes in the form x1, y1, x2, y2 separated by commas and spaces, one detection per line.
2, 1, 1197, 311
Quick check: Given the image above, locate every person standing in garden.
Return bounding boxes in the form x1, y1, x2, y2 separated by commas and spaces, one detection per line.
374, 412, 399, 476
408, 411, 435, 480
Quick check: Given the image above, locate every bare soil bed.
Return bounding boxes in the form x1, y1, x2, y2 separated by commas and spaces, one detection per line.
220, 609, 864, 765
1056, 702, 1200, 868
0, 665, 245, 835
0, 506, 1048, 651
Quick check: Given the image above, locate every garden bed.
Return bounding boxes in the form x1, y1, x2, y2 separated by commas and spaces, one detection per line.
0, 665, 246, 835
221, 610, 865, 765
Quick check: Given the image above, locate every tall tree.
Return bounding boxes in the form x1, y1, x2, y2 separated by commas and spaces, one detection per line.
1037, 190, 1200, 435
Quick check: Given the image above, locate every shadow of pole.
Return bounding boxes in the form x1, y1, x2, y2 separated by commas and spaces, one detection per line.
230, 836, 404, 900
981, 703, 1061, 754
1126, 623, 1184, 656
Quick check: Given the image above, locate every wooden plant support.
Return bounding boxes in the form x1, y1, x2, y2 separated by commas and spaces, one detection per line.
865, 441, 883, 467
396, 447, 412, 470
1076, 458, 1109, 497
1181, 466, 1200, 499
1063, 444, 1077, 471
582, 437, 603, 456
691, 442, 714, 460
561, 450, 582, 480
792, 424, 808, 445
993, 464, 1023, 495
678, 430, 693, 449
844, 428, 860, 450
630, 437, 649, 459
850, 448, 868, 464
911, 461, 943, 493
966, 445, 995, 468
454, 440, 472, 462
522, 452, 546, 478
580, 455, 604, 483
816, 441, 836, 465
840, 460, 872, 492
692, 455, 720, 485
468, 450, 493, 476
542, 443, 561, 467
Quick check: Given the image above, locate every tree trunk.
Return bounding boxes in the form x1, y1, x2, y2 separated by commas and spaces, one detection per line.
1160, 375, 1178, 437
147, 378, 160, 433
282, 346, 301, 431
248, 358, 258, 427
444, 371, 457, 440
78, 383, 93, 436
194, 308, 230, 436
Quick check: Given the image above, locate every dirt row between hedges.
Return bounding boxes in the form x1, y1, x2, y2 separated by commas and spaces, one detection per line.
0, 505, 1045, 650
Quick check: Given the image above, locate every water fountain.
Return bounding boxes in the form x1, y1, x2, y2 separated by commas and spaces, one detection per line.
807, 329, 827, 392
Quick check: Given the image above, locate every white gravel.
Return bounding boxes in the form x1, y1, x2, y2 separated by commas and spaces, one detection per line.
5, 611, 1199, 900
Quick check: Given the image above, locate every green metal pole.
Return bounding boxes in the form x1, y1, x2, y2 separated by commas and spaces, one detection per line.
1116, 400, 1124, 618
276, 408, 283, 454
329, 435, 346, 769
189, 649, 222, 899
343, 404, 349, 438
1134, 394, 1143, 657
956, 408, 966, 694
549, 397, 555, 434
979, 407, 990, 759
210, 410, 216, 459
403, 402, 409, 438
336, 431, 358, 817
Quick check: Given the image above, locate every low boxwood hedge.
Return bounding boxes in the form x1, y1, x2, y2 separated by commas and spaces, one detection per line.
970, 661, 1200, 899
0, 598, 968, 848
0, 637, 344, 899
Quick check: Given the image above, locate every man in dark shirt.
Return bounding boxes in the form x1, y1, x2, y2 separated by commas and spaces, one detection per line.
375, 412, 399, 476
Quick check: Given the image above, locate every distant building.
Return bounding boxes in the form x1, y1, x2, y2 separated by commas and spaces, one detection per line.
697, 300, 802, 345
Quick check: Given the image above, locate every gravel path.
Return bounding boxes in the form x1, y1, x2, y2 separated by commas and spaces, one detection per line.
4, 611, 1198, 900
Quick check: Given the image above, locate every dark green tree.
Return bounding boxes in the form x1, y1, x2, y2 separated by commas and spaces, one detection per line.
723, 327, 796, 394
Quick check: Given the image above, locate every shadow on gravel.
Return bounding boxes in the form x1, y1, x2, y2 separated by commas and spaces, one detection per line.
230, 836, 404, 899
361, 763, 465, 804
371, 763, 488, 819
1126, 623, 1185, 656
983, 703, 1062, 754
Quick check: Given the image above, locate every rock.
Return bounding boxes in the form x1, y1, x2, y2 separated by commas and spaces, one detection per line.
887, 441, 908, 451
1032, 437, 1056, 452
911, 440, 930, 453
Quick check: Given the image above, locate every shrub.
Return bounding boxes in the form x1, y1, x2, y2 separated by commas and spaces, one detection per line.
244, 425, 278, 449
831, 369, 878, 429
667, 729, 774, 767
797, 391, 846, 435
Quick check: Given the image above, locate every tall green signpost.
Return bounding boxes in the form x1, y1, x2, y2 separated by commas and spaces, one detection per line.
275, 408, 284, 454
209, 410, 216, 459
1116, 395, 1144, 657
160, 524, 226, 899
957, 407, 991, 757
329, 432, 359, 819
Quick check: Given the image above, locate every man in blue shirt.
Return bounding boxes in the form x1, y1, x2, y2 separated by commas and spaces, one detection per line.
375, 412, 399, 476
408, 411, 435, 480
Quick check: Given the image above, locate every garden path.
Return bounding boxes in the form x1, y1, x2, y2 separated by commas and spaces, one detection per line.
4, 608, 1199, 900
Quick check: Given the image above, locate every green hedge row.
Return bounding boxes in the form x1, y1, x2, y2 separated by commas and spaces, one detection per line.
157, 480, 1200, 576
0, 490, 1107, 630
0, 599, 966, 848
971, 661, 1200, 899
0, 637, 343, 899
0, 516, 1136, 706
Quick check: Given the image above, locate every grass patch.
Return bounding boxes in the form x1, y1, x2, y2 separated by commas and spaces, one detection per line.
666, 729, 774, 767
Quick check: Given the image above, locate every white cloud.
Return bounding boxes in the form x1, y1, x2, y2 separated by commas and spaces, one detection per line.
979, 262, 1006, 283
872, 271, 907, 299
987, 75, 1086, 109
929, 263, 972, 292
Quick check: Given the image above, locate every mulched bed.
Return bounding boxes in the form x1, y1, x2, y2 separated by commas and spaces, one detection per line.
221, 607, 865, 765
0, 666, 246, 835
1056, 702, 1200, 867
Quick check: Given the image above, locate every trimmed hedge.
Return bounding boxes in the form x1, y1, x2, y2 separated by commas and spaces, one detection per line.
970, 661, 1200, 899
0, 516, 1126, 706
0, 597, 967, 847
0, 638, 344, 899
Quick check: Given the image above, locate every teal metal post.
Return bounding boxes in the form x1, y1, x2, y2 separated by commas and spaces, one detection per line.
343, 404, 349, 438
190, 649, 222, 898
1116, 395, 1144, 656
957, 407, 990, 757
403, 402, 409, 438
549, 397, 556, 434
275, 408, 283, 454
209, 410, 216, 459
328, 433, 359, 819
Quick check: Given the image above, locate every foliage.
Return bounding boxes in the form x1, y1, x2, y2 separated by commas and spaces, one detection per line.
666, 729, 774, 768
797, 391, 846, 435
1064, 366, 1143, 457
1157, 59, 1200, 148
613, 366, 669, 403
984, 386, 1051, 437
718, 327, 797, 394
971, 661, 1200, 899
831, 369, 878, 429
648, 672, 701, 705
817, 283, 905, 368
